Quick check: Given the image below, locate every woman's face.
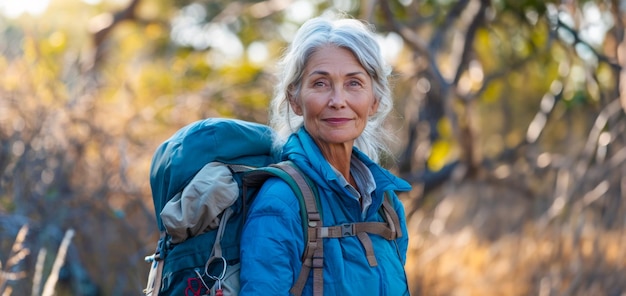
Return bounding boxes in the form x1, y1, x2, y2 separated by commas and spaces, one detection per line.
291, 45, 378, 150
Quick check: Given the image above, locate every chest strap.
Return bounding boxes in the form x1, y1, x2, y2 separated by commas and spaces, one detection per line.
317, 197, 402, 267
275, 163, 402, 296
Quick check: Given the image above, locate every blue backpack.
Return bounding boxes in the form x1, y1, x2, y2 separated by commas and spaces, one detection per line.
143, 118, 402, 296
142, 118, 316, 296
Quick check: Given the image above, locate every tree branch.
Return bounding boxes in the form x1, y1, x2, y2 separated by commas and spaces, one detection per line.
89, 0, 142, 70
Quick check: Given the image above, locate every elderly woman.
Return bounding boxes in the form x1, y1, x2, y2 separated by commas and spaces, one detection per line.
240, 16, 412, 295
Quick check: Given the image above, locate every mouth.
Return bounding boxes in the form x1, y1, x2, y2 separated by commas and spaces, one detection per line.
323, 118, 351, 124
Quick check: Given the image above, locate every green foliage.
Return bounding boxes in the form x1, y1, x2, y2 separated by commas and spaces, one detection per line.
1, 0, 625, 295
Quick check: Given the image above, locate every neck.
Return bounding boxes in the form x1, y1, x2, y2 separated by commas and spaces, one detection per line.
316, 140, 353, 180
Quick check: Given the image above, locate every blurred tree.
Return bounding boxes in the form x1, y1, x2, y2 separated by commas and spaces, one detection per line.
0, 0, 624, 295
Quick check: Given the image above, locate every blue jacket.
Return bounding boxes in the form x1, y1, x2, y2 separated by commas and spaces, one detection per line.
240, 128, 412, 295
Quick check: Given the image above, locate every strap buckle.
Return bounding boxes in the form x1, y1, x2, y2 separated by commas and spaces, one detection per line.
340, 223, 355, 237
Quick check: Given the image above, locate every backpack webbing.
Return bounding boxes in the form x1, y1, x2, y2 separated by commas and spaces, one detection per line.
271, 163, 403, 296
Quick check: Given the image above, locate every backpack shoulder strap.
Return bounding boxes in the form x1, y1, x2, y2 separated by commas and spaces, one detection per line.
242, 161, 324, 296
242, 161, 319, 239
271, 163, 324, 296
380, 192, 402, 239
244, 164, 404, 296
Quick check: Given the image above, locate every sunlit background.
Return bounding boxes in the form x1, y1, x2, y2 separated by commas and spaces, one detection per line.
1, 0, 625, 295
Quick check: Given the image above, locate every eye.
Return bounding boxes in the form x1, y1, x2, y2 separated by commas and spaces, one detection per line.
312, 79, 328, 88
348, 80, 363, 88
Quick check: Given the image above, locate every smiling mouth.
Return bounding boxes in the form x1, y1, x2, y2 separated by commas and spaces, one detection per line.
324, 118, 351, 124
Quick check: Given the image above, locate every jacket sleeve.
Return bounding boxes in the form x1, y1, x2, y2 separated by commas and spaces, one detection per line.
240, 178, 305, 295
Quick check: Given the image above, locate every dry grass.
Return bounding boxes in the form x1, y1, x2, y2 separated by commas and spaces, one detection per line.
0, 225, 29, 296
0, 225, 76, 296
404, 180, 626, 296
407, 226, 626, 295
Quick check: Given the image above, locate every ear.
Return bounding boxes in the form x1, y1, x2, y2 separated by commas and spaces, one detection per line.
368, 97, 380, 116
289, 95, 303, 116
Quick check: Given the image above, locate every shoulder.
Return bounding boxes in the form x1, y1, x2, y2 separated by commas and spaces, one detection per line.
247, 177, 302, 219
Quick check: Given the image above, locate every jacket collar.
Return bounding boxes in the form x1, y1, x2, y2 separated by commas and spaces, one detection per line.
282, 127, 411, 194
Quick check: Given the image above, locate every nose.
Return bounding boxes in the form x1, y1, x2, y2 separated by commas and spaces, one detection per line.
328, 88, 346, 109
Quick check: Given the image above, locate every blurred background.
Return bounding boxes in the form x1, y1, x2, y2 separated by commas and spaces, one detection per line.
1, 0, 625, 295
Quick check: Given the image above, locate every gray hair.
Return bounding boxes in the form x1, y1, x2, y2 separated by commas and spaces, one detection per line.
270, 16, 394, 163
